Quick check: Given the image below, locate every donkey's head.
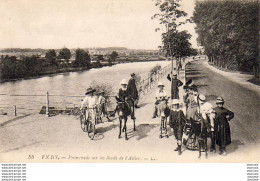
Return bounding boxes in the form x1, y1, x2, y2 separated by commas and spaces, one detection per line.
157, 98, 168, 118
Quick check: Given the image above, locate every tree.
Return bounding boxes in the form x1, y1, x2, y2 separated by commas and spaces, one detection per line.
193, 0, 259, 71
109, 51, 118, 62
74, 48, 91, 67
58, 48, 71, 63
45, 49, 57, 67
97, 55, 104, 61
152, 0, 189, 59
162, 30, 195, 59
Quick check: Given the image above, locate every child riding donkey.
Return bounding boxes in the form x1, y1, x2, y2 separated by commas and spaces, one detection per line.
152, 82, 170, 138
152, 82, 169, 119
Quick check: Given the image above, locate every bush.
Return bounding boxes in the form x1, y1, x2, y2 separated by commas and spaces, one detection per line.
90, 81, 114, 107
150, 64, 162, 75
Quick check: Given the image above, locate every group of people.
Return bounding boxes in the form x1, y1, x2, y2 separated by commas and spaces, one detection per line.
80, 73, 140, 123
80, 70, 234, 157
152, 71, 234, 156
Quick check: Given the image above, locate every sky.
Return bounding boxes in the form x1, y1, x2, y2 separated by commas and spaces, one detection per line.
0, 0, 198, 50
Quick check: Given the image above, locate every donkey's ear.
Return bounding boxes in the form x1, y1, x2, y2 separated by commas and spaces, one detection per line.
115, 96, 121, 102
186, 79, 192, 85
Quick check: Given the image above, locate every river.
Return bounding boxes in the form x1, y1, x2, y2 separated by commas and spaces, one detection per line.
0, 61, 170, 115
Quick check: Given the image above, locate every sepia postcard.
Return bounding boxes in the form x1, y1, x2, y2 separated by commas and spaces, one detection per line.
0, 0, 259, 163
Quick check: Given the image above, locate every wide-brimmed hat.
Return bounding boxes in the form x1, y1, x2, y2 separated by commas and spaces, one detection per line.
85, 88, 96, 95
198, 94, 206, 102
158, 81, 164, 87
190, 84, 198, 91
96, 90, 105, 95
216, 96, 225, 104
120, 79, 127, 85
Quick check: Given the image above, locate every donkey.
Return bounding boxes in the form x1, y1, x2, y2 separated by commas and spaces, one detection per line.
157, 97, 170, 138
115, 97, 136, 140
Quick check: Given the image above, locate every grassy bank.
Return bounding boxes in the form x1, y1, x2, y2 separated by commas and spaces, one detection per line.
0, 62, 114, 83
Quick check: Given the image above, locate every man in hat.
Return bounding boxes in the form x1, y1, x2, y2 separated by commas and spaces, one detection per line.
80, 88, 98, 122
152, 82, 168, 118
127, 73, 140, 108
213, 96, 234, 155
115, 79, 135, 119
167, 72, 183, 99
169, 99, 186, 155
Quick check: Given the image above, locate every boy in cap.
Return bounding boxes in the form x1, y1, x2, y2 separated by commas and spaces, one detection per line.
213, 96, 234, 155
169, 99, 186, 155
152, 82, 168, 118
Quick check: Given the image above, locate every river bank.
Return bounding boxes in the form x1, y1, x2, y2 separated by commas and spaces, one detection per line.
0, 59, 169, 84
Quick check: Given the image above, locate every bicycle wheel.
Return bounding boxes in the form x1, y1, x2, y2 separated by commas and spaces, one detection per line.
80, 114, 87, 132
87, 121, 95, 139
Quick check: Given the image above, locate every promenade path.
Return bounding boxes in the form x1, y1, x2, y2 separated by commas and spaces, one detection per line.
0, 58, 258, 163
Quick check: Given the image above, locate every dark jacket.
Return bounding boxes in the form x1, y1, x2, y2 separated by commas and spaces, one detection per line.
169, 109, 186, 140
118, 88, 128, 102
214, 106, 234, 148
167, 74, 183, 99
127, 78, 138, 100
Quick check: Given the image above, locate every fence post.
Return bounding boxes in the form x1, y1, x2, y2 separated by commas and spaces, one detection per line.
149, 73, 151, 89
13, 105, 17, 116
46, 91, 50, 117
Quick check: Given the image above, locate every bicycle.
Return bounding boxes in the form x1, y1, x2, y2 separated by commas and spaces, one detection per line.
80, 107, 97, 140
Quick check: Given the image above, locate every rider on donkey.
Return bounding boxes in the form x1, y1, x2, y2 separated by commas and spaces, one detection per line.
169, 99, 186, 155
152, 82, 168, 118
115, 79, 135, 120
196, 94, 215, 146
213, 96, 234, 156
195, 94, 215, 133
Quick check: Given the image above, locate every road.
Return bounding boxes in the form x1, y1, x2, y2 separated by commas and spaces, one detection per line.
0, 58, 259, 163
186, 60, 260, 144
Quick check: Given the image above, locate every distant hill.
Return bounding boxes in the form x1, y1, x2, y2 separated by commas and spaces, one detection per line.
95, 47, 128, 51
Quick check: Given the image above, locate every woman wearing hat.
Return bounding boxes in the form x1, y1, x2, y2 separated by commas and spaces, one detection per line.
213, 96, 234, 155
152, 82, 168, 118
80, 88, 98, 124
184, 84, 199, 121
80, 88, 97, 110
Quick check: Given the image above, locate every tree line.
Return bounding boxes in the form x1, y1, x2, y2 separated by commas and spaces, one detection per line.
0, 48, 118, 80
193, 0, 259, 72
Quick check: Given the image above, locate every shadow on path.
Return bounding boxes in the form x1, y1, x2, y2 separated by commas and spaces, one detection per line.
134, 124, 157, 141
0, 114, 31, 127
2, 141, 40, 153
96, 124, 116, 134
227, 139, 245, 154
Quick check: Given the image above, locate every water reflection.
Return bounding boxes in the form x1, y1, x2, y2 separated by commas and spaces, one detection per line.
0, 61, 169, 113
